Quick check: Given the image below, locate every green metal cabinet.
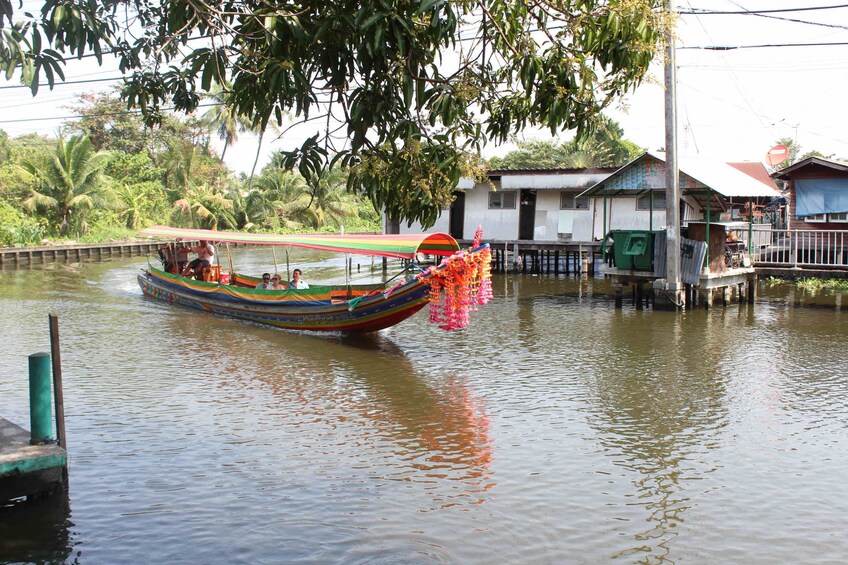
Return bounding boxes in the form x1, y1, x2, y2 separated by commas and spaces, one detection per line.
609, 230, 660, 271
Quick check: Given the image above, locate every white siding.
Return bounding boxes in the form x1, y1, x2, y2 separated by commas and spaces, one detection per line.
590, 198, 667, 239
534, 191, 560, 240
467, 184, 518, 240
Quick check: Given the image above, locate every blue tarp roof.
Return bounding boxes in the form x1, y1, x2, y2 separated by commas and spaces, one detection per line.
795, 178, 848, 216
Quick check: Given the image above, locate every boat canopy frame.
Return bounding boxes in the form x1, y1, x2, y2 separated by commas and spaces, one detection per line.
138, 226, 460, 260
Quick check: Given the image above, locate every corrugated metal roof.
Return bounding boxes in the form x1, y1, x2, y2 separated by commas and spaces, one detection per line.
727, 162, 780, 190
500, 172, 613, 190
579, 151, 781, 198
676, 154, 781, 198
488, 167, 618, 175
771, 156, 848, 180
457, 167, 618, 190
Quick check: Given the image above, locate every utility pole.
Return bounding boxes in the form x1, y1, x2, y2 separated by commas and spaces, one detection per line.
655, 0, 684, 310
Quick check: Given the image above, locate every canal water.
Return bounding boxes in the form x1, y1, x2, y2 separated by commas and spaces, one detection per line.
1, 249, 847, 564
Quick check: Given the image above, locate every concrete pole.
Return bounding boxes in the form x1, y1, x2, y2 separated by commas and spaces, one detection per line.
656, 0, 684, 309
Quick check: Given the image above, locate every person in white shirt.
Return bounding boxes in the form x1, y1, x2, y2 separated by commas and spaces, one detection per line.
182, 240, 216, 279
255, 273, 272, 289
289, 268, 310, 289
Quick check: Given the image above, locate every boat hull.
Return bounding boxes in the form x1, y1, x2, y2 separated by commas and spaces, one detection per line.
137, 268, 431, 333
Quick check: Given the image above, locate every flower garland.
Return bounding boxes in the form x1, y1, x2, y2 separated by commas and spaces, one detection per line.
417, 240, 493, 331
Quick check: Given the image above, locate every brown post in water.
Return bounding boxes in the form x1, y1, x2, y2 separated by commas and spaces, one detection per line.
48, 314, 68, 481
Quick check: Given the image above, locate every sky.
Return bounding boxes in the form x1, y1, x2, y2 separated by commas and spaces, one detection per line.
1, 1, 846, 174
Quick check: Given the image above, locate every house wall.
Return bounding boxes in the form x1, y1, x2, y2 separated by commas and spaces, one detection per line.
394, 187, 705, 242
589, 197, 667, 239
535, 190, 560, 240
466, 184, 519, 239
786, 168, 848, 231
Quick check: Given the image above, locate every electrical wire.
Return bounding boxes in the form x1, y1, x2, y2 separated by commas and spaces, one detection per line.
678, 3, 848, 15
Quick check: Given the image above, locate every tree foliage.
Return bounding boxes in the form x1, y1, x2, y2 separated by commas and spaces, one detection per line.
0, 0, 665, 227
489, 116, 643, 169
21, 134, 114, 236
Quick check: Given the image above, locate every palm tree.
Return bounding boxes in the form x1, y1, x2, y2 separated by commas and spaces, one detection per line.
280, 168, 359, 229
201, 87, 247, 162
172, 184, 237, 230
161, 139, 195, 198
21, 134, 113, 236
243, 169, 308, 230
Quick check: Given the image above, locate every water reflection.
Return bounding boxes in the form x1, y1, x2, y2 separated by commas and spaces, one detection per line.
585, 310, 731, 563
143, 311, 494, 512
0, 490, 75, 563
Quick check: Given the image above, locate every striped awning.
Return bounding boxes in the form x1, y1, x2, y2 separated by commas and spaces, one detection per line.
137, 226, 460, 259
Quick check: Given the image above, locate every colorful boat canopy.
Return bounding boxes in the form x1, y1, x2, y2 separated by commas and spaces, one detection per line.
138, 226, 460, 259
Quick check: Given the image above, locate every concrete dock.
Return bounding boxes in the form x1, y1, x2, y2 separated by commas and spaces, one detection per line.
0, 418, 67, 501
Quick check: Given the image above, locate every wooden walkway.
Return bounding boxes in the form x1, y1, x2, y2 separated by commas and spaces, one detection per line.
460, 239, 603, 274
0, 418, 67, 501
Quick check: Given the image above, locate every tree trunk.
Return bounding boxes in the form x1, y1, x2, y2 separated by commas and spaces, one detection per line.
247, 130, 265, 192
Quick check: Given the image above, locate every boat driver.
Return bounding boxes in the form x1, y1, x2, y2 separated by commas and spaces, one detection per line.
182, 239, 216, 279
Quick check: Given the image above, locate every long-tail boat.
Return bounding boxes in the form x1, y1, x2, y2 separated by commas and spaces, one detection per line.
137, 226, 492, 333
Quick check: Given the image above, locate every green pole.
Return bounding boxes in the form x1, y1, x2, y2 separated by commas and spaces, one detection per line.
602, 192, 608, 261
748, 198, 754, 254
705, 189, 711, 268
28, 352, 53, 444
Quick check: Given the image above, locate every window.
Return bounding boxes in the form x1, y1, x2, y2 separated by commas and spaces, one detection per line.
829, 212, 848, 223
636, 191, 667, 210
488, 191, 517, 210
560, 193, 590, 210
804, 214, 826, 223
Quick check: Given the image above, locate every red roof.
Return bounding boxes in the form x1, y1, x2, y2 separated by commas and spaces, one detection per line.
727, 162, 780, 190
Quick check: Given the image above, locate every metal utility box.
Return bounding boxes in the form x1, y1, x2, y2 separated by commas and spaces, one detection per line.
609, 230, 660, 271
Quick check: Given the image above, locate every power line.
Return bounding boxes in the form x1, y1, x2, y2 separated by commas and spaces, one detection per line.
0, 76, 123, 90
680, 42, 848, 50
678, 4, 848, 15
0, 102, 222, 125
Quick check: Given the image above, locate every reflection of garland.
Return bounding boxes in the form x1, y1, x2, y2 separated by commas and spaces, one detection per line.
417, 239, 493, 331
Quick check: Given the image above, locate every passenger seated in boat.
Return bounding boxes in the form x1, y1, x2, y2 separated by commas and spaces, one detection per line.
175, 243, 190, 273
289, 268, 310, 289
267, 274, 286, 290
158, 244, 176, 273
182, 240, 216, 279
255, 273, 272, 289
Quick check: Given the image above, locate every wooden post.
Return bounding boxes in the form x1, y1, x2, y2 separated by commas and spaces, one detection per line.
636, 284, 644, 310
554, 250, 559, 275
703, 288, 713, 309
614, 284, 623, 309
747, 276, 757, 304
48, 315, 67, 453
49, 314, 69, 482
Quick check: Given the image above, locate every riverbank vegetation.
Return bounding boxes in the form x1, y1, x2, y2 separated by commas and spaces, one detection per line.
0, 94, 382, 247
796, 278, 848, 293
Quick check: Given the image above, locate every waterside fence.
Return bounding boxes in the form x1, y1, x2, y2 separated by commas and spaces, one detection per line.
0, 241, 163, 267
725, 227, 848, 274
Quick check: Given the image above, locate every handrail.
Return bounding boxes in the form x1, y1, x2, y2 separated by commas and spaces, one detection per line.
725, 227, 848, 269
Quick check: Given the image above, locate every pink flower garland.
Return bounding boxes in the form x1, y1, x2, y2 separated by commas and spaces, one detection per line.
418, 243, 493, 331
